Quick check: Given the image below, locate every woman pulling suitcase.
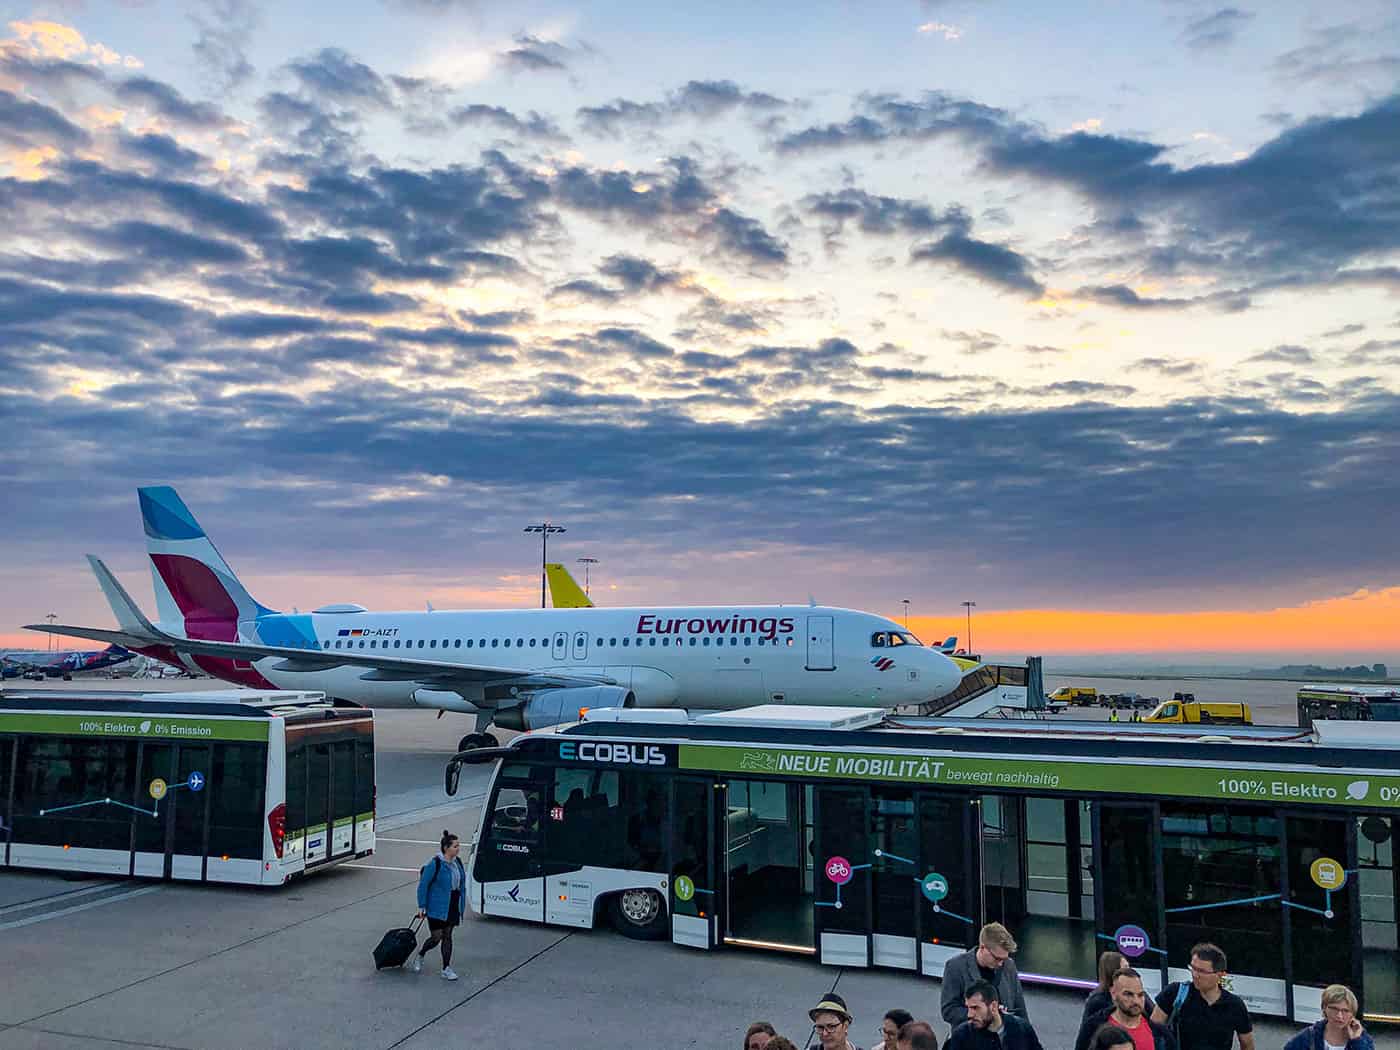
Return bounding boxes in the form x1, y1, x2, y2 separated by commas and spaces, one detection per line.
412, 829, 467, 980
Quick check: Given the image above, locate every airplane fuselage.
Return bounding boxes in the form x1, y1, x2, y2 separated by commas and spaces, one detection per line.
213, 604, 960, 712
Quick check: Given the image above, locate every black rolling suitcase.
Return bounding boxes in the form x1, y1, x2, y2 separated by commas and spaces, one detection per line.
373, 916, 422, 969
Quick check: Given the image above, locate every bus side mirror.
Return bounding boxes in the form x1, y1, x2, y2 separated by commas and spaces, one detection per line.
445, 759, 462, 797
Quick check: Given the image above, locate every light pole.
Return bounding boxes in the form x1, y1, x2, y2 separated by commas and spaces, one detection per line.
577, 557, 599, 598
961, 600, 976, 656
523, 522, 566, 608
901, 599, 911, 628
45, 612, 57, 652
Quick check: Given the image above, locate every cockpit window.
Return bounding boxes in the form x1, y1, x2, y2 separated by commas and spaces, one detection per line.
873, 631, 924, 648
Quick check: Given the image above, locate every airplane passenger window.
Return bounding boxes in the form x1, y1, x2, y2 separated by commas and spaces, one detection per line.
744, 637, 751, 646
479, 639, 486, 647
650, 638, 656, 646
334, 640, 342, 649
491, 639, 498, 648
359, 641, 365, 648
703, 638, 710, 646
418, 640, 425, 648
430, 640, 437, 648
466, 640, 472, 647
595, 638, 603, 647
622, 638, 629, 647
786, 637, 794, 646
662, 637, 670, 646
323, 641, 330, 649
394, 640, 401, 648
529, 638, 536, 647
368, 640, 376, 648
689, 638, 697, 646
504, 639, 511, 647
454, 640, 461, 648
610, 638, 617, 646
516, 638, 523, 647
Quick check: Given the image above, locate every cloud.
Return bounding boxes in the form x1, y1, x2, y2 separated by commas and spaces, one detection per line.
190, 0, 260, 94
917, 21, 962, 41
578, 79, 787, 136
115, 76, 230, 128
777, 90, 1400, 298
285, 48, 392, 108
498, 33, 573, 74
911, 232, 1043, 297
0, 89, 90, 149
448, 103, 565, 140
1181, 8, 1255, 52
1246, 344, 1315, 365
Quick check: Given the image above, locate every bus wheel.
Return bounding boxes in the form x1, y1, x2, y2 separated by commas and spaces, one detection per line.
609, 889, 667, 940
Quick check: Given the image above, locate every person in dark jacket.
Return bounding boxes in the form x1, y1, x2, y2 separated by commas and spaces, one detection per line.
1283, 985, 1374, 1050
940, 923, 1029, 1028
1081, 951, 1129, 1030
1075, 969, 1177, 1050
946, 980, 1043, 1050
411, 829, 467, 981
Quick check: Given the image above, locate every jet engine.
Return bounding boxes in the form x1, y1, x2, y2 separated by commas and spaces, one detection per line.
493, 685, 635, 731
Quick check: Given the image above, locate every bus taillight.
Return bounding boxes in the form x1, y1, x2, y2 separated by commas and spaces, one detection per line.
268, 802, 287, 858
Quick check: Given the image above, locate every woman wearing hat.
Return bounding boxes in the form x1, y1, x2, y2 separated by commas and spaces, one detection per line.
810, 992, 863, 1050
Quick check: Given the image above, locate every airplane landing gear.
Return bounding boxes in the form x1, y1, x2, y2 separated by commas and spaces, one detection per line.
456, 732, 500, 753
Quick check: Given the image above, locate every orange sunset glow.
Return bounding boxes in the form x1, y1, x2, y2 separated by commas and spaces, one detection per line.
912, 586, 1400, 658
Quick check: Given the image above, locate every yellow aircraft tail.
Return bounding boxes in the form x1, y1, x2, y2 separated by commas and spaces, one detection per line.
545, 563, 594, 608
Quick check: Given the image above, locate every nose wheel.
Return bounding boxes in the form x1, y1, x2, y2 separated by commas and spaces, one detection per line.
456, 731, 500, 753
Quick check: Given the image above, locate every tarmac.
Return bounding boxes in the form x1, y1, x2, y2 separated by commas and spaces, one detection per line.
0, 678, 1305, 1049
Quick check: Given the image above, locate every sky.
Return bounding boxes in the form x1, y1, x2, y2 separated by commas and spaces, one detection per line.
1, 1, 1398, 663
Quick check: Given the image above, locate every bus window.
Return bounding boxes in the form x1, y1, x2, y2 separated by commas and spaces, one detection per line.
13, 738, 137, 850
134, 743, 175, 858
208, 743, 267, 860
306, 742, 330, 863
0, 736, 12, 851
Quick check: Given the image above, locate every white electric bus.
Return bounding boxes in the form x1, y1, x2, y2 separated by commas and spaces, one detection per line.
0, 689, 375, 885
447, 706, 1400, 1025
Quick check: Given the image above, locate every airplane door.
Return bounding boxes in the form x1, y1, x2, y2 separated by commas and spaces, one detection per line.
806, 615, 835, 671
552, 632, 568, 661
571, 631, 588, 661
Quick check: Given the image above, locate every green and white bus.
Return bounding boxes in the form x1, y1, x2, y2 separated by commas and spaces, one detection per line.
448, 706, 1400, 1025
0, 689, 375, 885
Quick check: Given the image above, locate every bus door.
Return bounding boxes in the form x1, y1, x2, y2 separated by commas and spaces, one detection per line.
170, 744, 211, 880
670, 776, 719, 949
132, 742, 176, 877
305, 741, 331, 865
918, 792, 981, 977
477, 769, 546, 922
1, 735, 13, 868
814, 785, 870, 966
329, 739, 355, 858
1285, 813, 1357, 1022
1094, 802, 1166, 998
723, 779, 814, 951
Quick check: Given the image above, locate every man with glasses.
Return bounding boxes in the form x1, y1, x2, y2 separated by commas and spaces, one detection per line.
1149, 943, 1254, 1050
809, 992, 863, 1050
940, 923, 1029, 1029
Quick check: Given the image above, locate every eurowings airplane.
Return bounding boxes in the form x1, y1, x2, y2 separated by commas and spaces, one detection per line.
27, 486, 963, 751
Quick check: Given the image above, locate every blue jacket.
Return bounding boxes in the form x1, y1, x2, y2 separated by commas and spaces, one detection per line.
1283, 1020, 1374, 1050
416, 854, 467, 921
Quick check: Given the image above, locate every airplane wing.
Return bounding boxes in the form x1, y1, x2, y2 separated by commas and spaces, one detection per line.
26, 557, 618, 705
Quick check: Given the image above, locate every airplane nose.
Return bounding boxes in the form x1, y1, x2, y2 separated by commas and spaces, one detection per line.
932, 652, 962, 697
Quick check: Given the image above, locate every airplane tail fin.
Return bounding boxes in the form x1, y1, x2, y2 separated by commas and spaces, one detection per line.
545, 563, 594, 608
938, 636, 958, 654
138, 486, 275, 640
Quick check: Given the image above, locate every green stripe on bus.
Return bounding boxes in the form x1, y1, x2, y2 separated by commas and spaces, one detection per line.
305, 823, 327, 834
678, 744, 1400, 808
355, 813, 374, 823
0, 712, 269, 742
333, 817, 353, 828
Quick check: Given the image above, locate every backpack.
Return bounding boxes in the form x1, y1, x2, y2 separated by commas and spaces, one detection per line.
1166, 981, 1190, 1040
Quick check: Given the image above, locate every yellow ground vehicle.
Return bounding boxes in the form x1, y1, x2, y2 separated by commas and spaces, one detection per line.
1144, 700, 1252, 725
1048, 686, 1098, 706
